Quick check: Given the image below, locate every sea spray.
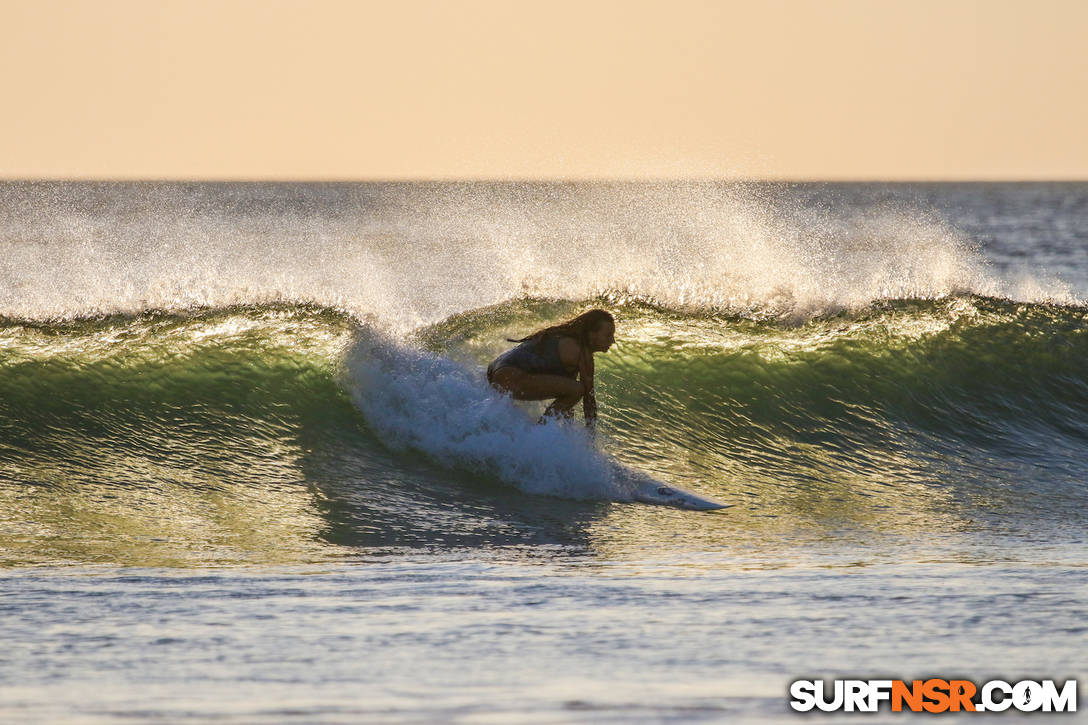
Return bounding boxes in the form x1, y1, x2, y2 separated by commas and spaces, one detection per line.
3, 181, 1075, 327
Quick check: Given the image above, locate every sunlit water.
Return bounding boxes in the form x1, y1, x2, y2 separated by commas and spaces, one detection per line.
1, 182, 1086, 722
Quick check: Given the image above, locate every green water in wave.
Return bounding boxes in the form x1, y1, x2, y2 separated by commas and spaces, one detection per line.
1, 296, 1085, 566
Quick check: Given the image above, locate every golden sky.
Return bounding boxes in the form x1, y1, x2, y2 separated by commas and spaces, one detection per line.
2, 0, 1086, 180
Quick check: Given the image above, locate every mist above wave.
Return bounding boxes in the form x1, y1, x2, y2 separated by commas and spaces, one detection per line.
0, 181, 1077, 327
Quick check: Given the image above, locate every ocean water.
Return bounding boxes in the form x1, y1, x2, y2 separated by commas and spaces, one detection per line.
1, 181, 1085, 723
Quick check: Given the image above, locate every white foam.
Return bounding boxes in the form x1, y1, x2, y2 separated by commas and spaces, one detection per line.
341, 324, 628, 500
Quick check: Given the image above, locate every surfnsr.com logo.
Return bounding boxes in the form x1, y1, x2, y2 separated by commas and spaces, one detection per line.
789, 679, 1077, 713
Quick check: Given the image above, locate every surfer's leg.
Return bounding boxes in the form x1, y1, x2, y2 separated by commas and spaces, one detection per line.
489, 367, 584, 403
540, 397, 578, 423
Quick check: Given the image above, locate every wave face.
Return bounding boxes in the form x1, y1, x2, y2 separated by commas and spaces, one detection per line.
425, 296, 1088, 511
1, 182, 1086, 564
2, 296, 1086, 563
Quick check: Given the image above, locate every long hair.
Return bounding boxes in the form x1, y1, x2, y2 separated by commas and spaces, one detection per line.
507, 309, 614, 359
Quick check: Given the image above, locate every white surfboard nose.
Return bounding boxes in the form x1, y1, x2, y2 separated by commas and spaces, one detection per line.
631, 481, 732, 511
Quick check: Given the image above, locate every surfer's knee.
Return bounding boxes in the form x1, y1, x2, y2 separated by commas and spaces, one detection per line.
551, 380, 584, 406
563, 378, 586, 401
488, 366, 520, 394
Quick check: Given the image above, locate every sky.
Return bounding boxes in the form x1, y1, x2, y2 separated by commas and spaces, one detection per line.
1, 0, 1086, 180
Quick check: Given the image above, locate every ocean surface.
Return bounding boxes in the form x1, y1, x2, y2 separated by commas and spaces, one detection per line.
1, 181, 1085, 723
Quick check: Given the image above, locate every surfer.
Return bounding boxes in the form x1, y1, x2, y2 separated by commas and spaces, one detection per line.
486, 309, 615, 426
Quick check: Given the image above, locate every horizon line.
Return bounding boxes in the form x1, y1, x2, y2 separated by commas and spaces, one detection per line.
2, 176, 1087, 184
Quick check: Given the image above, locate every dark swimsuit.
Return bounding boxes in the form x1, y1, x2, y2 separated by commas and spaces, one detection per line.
486, 334, 578, 384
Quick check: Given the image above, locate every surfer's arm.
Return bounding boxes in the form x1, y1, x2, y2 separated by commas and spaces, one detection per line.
560, 337, 598, 427
580, 358, 597, 427
583, 385, 597, 427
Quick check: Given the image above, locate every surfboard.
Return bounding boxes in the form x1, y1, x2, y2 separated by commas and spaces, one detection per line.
631, 479, 732, 510
608, 461, 730, 510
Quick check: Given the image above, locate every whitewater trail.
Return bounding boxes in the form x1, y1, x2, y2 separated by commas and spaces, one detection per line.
342, 323, 631, 502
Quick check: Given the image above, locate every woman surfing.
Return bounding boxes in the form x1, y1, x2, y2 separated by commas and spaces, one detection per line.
486, 309, 615, 426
